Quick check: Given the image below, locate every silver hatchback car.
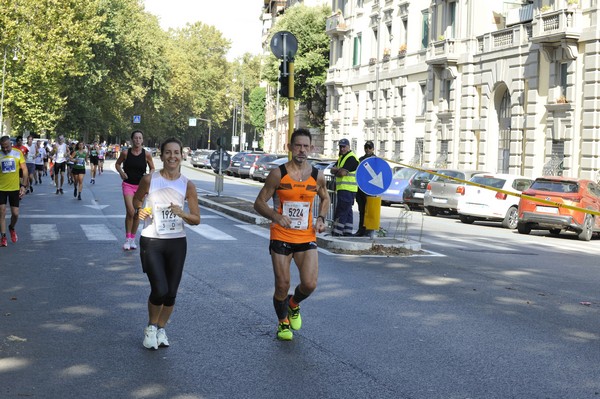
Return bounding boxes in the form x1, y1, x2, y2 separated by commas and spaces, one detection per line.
423, 169, 488, 216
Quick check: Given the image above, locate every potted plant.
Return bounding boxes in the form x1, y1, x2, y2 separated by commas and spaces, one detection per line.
540, 5, 551, 12
557, 95, 568, 104
398, 43, 407, 55
438, 35, 445, 41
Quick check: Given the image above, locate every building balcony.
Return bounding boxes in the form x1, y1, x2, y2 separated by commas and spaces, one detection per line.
326, 13, 350, 37
425, 38, 460, 67
325, 67, 345, 86
531, 8, 581, 60
476, 23, 532, 54
530, 8, 581, 45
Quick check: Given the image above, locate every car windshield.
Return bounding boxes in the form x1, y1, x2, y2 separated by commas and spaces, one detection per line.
393, 168, 416, 180
530, 180, 579, 193
471, 176, 506, 189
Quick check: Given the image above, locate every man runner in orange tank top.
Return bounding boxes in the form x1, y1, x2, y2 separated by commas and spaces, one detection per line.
254, 128, 330, 341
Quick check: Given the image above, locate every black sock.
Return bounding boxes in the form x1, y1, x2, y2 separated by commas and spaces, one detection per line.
273, 296, 290, 321
292, 285, 310, 305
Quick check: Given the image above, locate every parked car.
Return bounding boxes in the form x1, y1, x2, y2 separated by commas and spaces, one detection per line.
423, 169, 488, 216
238, 152, 265, 179
517, 176, 600, 241
256, 157, 288, 182
457, 173, 533, 229
313, 160, 337, 190
226, 151, 250, 177
144, 147, 158, 157
251, 154, 286, 181
380, 167, 418, 206
190, 149, 213, 168
403, 169, 438, 209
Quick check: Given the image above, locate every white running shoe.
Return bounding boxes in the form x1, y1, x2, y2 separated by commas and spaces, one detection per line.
123, 239, 131, 251
143, 325, 158, 350
129, 238, 137, 250
157, 328, 169, 347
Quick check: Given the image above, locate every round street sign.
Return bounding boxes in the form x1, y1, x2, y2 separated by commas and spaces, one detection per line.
356, 157, 393, 196
270, 31, 298, 60
210, 150, 231, 172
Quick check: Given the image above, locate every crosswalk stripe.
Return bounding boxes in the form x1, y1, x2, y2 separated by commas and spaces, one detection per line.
81, 224, 118, 241
186, 224, 236, 240
236, 224, 270, 239
30, 224, 59, 241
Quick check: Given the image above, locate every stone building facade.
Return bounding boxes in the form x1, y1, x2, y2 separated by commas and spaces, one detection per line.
324, 0, 600, 179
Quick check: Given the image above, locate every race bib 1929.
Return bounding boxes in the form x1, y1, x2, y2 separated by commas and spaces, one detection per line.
153, 203, 184, 235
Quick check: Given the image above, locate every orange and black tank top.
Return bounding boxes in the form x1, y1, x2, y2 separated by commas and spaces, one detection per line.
271, 164, 320, 243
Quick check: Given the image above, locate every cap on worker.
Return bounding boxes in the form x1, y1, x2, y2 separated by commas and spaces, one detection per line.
338, 138, 350, 147
364, 140, 374, 149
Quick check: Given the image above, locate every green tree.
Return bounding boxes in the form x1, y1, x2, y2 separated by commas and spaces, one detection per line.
248, 86, 266, 144
263, 4, 331, 129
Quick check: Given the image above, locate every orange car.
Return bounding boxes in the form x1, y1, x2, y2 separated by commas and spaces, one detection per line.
517, 176, 600, 241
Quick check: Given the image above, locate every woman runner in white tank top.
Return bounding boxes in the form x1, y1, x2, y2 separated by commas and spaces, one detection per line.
133, 137, 200, 350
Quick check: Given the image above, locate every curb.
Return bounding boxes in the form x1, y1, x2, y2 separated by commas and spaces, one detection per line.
198, 195, 271, 225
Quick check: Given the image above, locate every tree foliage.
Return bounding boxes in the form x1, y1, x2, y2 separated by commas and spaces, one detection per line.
0, 0, 263, 149
249, 86, 266, 134
263, 4, 331, 129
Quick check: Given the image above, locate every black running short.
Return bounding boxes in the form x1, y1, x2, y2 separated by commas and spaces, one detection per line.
269, 240, 317, 256
54, 162, 66, 173
90, 156, 99, 166
0, 190, 20, 207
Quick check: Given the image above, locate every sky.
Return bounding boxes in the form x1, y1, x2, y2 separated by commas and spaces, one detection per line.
143, 0, 264, 60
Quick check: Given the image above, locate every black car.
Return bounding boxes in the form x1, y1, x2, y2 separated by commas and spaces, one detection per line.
403, 169, 438, 209
226, 151, 250, 177
251, 154, 286, 181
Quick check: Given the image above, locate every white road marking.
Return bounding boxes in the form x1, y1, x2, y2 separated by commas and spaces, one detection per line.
30, 224, 59, 241
186, 224, 236, 240
80, 224, 118, 241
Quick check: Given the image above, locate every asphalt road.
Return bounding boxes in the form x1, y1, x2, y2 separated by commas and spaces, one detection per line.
1, 159, 599, 398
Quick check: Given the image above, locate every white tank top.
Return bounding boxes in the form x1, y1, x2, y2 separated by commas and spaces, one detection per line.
141, 171, 189, 239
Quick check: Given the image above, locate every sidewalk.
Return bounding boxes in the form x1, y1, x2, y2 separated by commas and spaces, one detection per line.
198, 194, 422, 255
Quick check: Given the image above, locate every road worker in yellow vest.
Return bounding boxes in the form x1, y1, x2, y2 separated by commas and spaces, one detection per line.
330, 138, 359, 236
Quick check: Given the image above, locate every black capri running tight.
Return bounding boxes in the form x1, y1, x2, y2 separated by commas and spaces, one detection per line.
139, 236, 187, 307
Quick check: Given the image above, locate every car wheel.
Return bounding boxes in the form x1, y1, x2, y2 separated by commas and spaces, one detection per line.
549, 228, 561, 236
424, 206, 438, 217
578, 215, 594, 241
502, 206, 519, 229
459, 215, 475, 224
517, 222, 531, 235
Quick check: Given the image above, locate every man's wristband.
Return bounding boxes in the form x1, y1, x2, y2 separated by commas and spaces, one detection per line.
317, 215, 325, 223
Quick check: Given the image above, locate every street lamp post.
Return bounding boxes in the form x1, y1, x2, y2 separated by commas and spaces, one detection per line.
197, 117, 212, 149
0, 48, 7, 135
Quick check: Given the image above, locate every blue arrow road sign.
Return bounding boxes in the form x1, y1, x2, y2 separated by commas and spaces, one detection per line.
356, 157, 393, 196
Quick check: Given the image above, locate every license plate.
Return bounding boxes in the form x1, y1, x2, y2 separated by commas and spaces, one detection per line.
414, 193, 424, 199
536, 206, 559, 214
432, 197, 447, 203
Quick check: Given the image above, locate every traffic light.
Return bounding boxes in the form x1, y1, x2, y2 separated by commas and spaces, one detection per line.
278, 60, 290, 98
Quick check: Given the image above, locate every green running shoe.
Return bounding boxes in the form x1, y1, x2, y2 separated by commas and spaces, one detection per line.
277, 321, 293, 341
288, 304, 302, 331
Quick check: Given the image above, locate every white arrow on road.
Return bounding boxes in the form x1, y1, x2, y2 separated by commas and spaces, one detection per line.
364, 161, 384, 189
84, 200, 110, 210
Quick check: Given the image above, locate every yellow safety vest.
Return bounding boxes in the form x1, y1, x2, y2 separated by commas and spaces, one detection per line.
335, 151, 359, 192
